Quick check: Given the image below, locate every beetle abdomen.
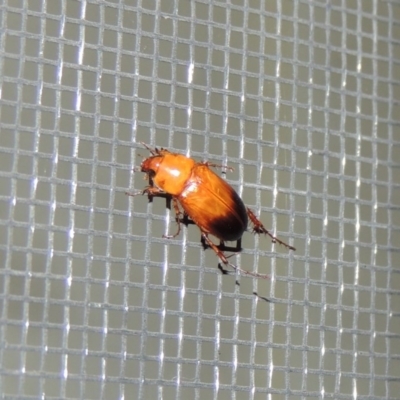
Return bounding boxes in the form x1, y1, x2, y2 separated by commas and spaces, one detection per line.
178, 164, 248, 241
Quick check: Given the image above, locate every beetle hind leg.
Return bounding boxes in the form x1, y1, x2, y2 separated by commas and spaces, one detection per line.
201, 233, 269, 279
246, 208, 296, 251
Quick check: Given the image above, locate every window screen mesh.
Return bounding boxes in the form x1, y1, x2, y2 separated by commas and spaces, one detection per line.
0, 1, 399, 399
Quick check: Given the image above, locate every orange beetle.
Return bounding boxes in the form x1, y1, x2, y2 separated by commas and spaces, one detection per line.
129, 143, 295, 278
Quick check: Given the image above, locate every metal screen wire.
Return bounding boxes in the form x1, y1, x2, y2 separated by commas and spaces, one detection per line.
0, 1, 399, 399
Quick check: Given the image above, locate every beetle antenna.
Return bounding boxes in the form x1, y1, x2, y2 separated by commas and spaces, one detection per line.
140, 142, 157, 155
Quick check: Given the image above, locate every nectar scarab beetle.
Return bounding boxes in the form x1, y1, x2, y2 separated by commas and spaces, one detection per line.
127, 143, 295, 279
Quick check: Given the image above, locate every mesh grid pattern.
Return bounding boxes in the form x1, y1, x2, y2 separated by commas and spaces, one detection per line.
0, 1, 399, 399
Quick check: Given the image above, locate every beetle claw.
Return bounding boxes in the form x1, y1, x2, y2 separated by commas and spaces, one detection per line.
217, 263, 231, 275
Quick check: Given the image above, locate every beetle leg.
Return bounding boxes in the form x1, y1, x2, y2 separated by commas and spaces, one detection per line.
201, 162, 234, 173
162, 198, 185, 239
217, 239, 242, 252
201, 233, 269, 279
247, 208, 296, 251
126, 186, 172, 211
200, 235, 208, 250
126, 186, 168, 199
180, 213, 195, 226
201, 238, 242, 253
126, 187, 185, 238
142, 186, 164, 196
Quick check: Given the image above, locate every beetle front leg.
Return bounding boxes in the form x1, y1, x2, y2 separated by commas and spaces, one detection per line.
125, 186, 162, 197
125, 186, 170, 202
247, 208, 296, 251
201, 233, 269, 279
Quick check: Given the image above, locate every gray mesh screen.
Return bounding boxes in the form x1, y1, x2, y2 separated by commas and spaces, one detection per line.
1, 1, 399, 399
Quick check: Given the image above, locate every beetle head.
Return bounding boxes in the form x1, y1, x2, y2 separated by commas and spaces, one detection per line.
140, 151, 195, 196
141, 155, 162, 177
